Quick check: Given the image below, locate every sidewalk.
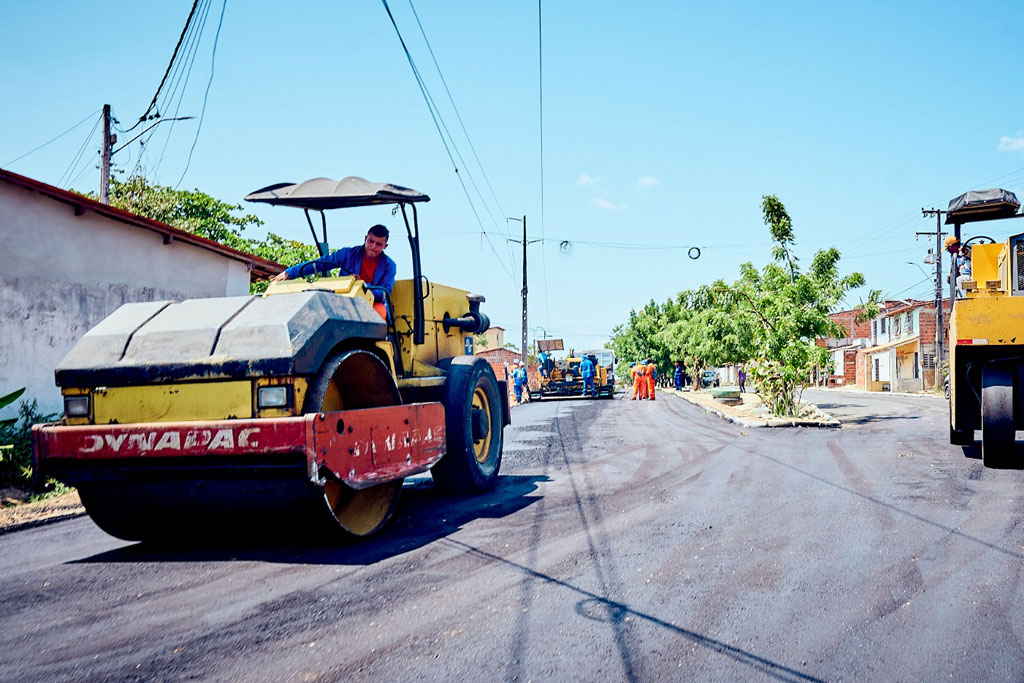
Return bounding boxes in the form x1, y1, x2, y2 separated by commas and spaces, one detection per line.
660, 386, 840, 429
809, 384, 945, 400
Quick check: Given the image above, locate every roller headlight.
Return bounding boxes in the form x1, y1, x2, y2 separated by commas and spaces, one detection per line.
257, 385, 290, 409
64, 395, 90, 417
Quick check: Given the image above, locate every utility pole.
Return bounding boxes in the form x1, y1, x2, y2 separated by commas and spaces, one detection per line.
100, 104, 112, 204
920, 208, 947, 384
507, 216, 542, 367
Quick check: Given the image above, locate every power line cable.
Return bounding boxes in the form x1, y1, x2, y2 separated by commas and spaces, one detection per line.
153, 0, 211, 179
176, 0, 227, 188
380, 0, 516, 282
398, 1, 513, 274
537, 0, 551, 328
405, 0, 518, 272
127, 0, 203, 132
156, 0, 211, 116
405, 1, 510, 223
57, 114, 102, 188
1, 109, 101, 169
67, 153, 99, 190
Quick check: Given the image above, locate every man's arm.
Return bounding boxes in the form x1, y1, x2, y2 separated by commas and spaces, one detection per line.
275, 247, 355, 282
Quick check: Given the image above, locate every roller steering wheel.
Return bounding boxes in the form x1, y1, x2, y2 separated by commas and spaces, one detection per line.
962, 235, 995, 248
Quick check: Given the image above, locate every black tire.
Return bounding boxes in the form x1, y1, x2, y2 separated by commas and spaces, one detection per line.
981, 363, 1015, 468
431, 357, 504, 492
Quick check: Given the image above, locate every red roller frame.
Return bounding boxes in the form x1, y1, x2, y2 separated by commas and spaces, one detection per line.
33, 402, 446, 489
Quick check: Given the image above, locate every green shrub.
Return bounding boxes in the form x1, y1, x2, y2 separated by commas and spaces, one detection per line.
0, 399, 60, 488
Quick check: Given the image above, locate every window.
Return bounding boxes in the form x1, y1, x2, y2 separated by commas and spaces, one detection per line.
893, 316, 901, 336
922, 352, 935, 369
880, 317, 887, 334
872, 320, 877, 342
906, 311, 914, 334
873, 358, 880, 381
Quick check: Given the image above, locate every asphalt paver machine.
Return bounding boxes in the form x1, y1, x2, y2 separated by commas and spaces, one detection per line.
945, 188, 1024, 466
33, 177, 510, 540
529, 350, 613, 400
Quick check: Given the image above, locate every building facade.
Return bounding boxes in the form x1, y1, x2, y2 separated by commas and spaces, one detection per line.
854, 299, 949, 392
0, 170, 280, 417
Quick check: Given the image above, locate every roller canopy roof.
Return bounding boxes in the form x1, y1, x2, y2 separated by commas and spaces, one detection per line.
946, 188, 1021, 224
245, 176, 430, 210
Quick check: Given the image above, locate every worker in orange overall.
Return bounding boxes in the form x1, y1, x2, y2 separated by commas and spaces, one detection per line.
628, 363, 638, 399
636, 362, 649, 400
646, 358, 657, 401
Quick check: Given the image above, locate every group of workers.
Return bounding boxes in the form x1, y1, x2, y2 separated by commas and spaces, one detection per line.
629, 359, 658, 400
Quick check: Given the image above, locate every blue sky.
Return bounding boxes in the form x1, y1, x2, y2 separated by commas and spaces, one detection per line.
4, 1, 1024, 354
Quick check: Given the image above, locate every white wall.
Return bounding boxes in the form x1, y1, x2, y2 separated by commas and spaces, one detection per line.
0, 182, 252, 417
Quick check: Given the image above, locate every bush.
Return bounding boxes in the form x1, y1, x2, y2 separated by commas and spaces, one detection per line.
0, 399, 60, 489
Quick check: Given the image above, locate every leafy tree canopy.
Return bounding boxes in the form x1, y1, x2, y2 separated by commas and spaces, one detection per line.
609, 195, 879, 416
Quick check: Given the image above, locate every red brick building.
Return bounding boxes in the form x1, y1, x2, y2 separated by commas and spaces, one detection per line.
854, 299, 950, 392
475, 348, 539, 403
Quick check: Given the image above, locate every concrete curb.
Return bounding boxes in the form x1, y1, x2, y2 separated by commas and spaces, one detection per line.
662, 387, 841, 429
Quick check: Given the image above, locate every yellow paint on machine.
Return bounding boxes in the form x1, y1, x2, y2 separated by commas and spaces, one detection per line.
93, 381, 253, 424
952, 294, 1024, 346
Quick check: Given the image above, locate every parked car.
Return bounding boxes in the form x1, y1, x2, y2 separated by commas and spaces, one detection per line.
701, 370, 720, 388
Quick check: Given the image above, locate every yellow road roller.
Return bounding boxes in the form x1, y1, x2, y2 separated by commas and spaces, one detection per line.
945, 188, 1024, 466
32, 177, 509, 540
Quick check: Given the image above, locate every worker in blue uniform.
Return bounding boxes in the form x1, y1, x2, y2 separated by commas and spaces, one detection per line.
580, 355, 596, 398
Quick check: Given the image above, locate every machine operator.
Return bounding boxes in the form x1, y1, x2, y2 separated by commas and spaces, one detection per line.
271, 224, 395, 319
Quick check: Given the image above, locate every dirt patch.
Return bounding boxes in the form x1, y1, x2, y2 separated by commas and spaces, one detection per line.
664, 387, 839, 427
0, 488, 84, 532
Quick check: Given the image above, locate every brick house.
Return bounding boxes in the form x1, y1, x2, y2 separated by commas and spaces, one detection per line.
854, 299, 950, 392
475, 347, 538, 403
817, 308, 876, 386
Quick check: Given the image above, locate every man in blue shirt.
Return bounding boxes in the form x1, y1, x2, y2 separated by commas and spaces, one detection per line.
512, 360, 527, 404
271, 224, 396, 318
579, 355, 596, 398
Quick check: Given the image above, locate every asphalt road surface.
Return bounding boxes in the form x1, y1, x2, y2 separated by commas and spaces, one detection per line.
4, 389, 1024, 682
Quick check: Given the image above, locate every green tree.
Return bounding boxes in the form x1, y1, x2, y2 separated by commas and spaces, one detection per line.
609, 194, 876, 416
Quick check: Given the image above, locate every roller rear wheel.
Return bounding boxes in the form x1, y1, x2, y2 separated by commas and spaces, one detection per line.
431, 357, 503, 492
981, 363, 1015, 468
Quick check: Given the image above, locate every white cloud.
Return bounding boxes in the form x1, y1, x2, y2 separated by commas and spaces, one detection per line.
577, 173, 600, 186
592, 197, 625, 211
635, 176, 661, 189
998, 134, 1024, 152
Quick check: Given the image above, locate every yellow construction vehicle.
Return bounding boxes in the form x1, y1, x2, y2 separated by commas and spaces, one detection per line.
945, 188, 1024, 466
530, 349, 613, 400
33, 177, 509, 540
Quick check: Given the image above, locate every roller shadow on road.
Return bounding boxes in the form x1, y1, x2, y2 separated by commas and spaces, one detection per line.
958, 443, 1024, 468
69, 474, 549, 566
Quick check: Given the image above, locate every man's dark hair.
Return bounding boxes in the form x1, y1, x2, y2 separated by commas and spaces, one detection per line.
368, 224, 389, 240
